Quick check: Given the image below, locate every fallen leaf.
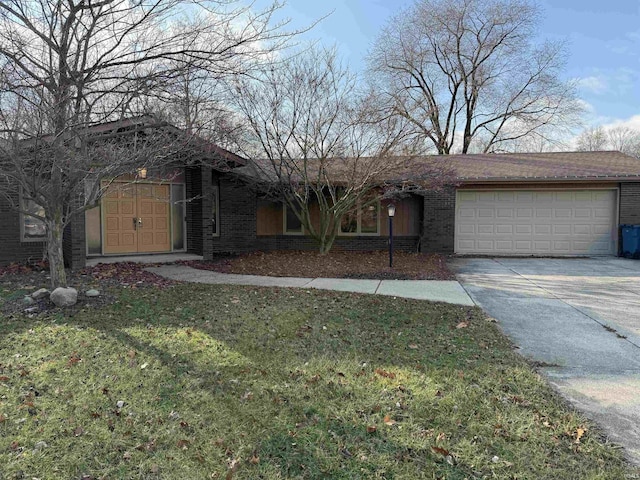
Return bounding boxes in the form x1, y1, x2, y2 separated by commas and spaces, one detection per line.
383, 414, 396, 426
408, 343, 419, 349
367, 425, 377, 434
456, 322, 469, 329
74, 426, 84, 437
375, 368, 396, 379
431, 446, 450, 456
575, 427, 586, 443
249, 454, 260, 465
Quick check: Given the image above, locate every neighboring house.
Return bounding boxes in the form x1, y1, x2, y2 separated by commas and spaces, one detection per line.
1, 126, 639, 269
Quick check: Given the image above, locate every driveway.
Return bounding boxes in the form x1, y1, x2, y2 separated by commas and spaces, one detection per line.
451, 257, 640, 464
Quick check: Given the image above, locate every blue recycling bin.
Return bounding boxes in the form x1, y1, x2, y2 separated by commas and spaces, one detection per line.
621, 225, 640, 258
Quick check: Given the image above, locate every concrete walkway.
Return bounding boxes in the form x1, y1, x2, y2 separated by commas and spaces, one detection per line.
146, 264, 475, 306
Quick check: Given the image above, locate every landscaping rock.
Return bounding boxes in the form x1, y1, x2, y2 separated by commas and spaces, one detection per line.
22, 296, 35, 306
50, 287, 78, 307
85, 289, 100, 297
31, 288, 50, 300
33, 441, 48, 452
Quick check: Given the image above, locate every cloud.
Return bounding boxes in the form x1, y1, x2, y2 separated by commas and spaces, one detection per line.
575, 75, 608, 94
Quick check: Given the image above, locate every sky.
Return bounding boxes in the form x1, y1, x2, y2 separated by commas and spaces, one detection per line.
255, 0, 640, 133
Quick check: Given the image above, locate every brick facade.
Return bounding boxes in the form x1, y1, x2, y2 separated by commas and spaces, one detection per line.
619, 182, 640, 225
210, 173, 258, 257
0, 190, 46, 266
421, 187, 456, 254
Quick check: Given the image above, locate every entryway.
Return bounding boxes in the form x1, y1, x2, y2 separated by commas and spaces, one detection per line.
103, 183, 171, 254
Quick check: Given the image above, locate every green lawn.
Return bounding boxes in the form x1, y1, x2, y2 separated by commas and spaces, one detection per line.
0, 284, 635, 479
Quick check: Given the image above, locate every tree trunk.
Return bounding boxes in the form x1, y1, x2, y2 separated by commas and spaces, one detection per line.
46, 220, 67, 289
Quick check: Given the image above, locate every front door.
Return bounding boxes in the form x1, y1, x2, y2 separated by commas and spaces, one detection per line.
103, 183, 171, 254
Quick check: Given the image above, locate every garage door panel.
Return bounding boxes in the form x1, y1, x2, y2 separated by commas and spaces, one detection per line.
455, 189, 616, 255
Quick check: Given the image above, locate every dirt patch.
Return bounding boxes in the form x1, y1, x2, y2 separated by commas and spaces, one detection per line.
180, 250, 455, 280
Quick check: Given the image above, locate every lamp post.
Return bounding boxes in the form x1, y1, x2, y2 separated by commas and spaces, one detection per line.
388, 203, 395, 268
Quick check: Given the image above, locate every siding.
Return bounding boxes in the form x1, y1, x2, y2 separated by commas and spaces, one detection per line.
0, 188, 47, 266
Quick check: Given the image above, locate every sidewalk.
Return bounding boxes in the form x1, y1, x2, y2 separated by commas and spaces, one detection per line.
146, 264, 475, 306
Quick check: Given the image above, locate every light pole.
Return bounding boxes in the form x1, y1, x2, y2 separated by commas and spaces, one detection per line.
388, 203, 395, 268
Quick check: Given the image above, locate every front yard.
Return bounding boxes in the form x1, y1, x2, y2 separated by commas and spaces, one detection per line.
0, 278, 636, 478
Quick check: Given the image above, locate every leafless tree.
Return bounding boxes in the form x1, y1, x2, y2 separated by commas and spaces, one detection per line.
232, 47, 453, 254
607, 126, 640, 158
575, 125, 640, 157
0, 0, 295, 289
575, 126, 608, 151
368, 0, 582, 155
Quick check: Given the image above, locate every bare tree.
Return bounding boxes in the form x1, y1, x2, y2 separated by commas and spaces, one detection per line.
574, 125, 640, 157
368, 0, 581, 155
575, 126, 608, 151
0, 0, 294, 289
607, 126, 640, 158
232, 47, 452, 254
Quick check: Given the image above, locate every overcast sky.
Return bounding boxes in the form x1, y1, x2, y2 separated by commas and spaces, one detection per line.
257, 0, 640, 132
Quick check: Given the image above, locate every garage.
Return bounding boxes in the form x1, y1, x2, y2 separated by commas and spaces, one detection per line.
455, 189, 617, 255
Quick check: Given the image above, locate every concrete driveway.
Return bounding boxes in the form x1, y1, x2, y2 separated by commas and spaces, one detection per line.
451, 257, 640, 464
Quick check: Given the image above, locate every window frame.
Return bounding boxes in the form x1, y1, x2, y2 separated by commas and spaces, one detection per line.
283, 204, 304, 235
339, 199, 381, 236
19, 190, 47, 243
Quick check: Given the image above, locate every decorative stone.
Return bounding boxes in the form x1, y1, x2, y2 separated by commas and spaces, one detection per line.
50, 287, 78, 307
33, 441, 48, 452
22, 296, 35, 306
85, 289, 100, 298
31, 288, 50, 300
116, 400, 125, 409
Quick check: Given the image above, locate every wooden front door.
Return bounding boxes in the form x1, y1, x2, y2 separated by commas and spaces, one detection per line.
103, 183, 171, 255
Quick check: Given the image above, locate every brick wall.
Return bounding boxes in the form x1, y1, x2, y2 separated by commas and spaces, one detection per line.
421, 187, 456, 254
0, 189, 47, 266
210, 173, 258, 257
62, 205, 86, 270
619, 183, 640, 225
186, 166, 203, 255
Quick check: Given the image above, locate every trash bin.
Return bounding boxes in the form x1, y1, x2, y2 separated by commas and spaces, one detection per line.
621, 225, 640, 258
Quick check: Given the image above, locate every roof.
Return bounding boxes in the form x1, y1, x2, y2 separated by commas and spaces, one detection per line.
18, 115, 246, 167
433, 150, 640, 182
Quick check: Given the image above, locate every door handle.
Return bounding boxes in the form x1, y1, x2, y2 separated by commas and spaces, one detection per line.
133, 217, 137, 230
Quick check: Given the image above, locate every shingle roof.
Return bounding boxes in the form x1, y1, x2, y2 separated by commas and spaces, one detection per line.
430, 150, 640, 181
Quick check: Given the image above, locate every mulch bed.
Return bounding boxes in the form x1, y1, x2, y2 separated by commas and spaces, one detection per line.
0, 261, 178, 317
180, 250, 455, 280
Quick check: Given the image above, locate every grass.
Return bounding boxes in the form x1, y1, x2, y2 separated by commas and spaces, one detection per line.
0, 284, 636, 479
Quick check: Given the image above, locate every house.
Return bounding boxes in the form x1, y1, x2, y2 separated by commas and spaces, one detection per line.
2, 122, 640, 269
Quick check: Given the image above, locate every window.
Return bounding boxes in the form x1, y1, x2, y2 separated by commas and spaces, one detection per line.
284, 204, 303, 234
340, 194, 380, 235
21, 195, 46, 242
212, 185, 219, 236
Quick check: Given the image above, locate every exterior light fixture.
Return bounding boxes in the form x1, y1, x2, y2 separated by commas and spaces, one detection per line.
137, 167, 148, 179
388, 203, 395, 268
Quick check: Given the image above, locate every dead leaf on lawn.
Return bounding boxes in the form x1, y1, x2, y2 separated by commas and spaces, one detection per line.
431, 446, 450, 456
456, 322, 469, 329
375, 368, 396, 379
383, 414, 396, 426
367, 425, 377, 434
575, 427, 586, 443
408, 343, 419, 349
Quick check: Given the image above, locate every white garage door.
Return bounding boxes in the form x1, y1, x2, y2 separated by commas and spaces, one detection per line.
455, 190, 617, 255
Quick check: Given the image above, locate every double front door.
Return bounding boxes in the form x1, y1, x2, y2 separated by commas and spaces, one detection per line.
103, 183, 171, 254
